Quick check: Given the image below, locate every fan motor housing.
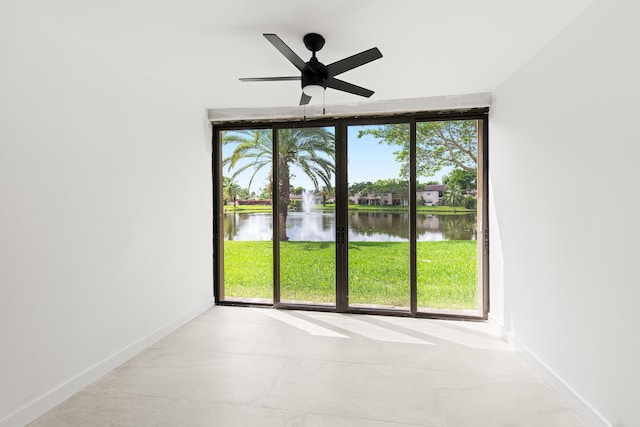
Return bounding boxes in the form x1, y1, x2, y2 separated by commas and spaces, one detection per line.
302, 57, 328, 89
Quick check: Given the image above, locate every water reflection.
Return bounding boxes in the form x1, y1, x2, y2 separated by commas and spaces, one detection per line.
224, 211, 476, 241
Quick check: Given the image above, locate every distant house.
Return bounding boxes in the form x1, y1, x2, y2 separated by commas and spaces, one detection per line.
350, 191, 400, 206
351, 185, 449, 207
416, 184, 447, 206
350, 191, 392, 206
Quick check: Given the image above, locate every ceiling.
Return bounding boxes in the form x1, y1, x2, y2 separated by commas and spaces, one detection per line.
24, 0, 595, 110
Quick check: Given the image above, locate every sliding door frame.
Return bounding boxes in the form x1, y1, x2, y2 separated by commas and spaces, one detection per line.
212, 108, 489, 320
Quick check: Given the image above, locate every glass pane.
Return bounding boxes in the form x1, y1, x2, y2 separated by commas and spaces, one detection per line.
278, 127, 336, 305
415, 120, 479, 313
221, 129, 273, 303
347, 124, 410, 310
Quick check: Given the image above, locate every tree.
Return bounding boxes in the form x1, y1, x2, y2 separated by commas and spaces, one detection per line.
347, 179, 410, 206
443, 185, 465, 213
257, 186, 270, 200
320, 185, 335, 206
462, 195, 477, 210
373, 178, 409, 206
357, 120, 478, 179
349, 181, 373, 196
222, 175, 248, 207
442, 168, 477, 191
223, 128, 335, 241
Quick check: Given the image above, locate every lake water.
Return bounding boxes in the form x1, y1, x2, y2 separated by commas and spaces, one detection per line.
223, 211, 477, 241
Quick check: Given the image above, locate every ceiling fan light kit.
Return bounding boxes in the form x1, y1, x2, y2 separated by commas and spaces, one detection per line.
239, 32, 382, 106
302, 84, 325, 98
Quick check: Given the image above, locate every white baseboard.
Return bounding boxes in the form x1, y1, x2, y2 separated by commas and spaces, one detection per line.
489, 315, 611, 427
0, 299, 215, 427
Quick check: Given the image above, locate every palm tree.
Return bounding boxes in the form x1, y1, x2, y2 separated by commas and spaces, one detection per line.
223, 128, 335, 241
320, 185, 335, 207
443, 184, 464, 213
222, 175, 247, 207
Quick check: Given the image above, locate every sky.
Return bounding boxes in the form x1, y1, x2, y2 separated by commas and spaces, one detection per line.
221, 125, 450, 195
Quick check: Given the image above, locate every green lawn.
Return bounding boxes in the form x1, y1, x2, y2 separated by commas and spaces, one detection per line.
223, 240, 477, 310
347, 204, 475, 215
223, 203, 474, 215
223, 205, 272, 213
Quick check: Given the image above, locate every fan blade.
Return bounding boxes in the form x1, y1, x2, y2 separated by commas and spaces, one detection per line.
326, 77, 374, 98
326, 47, 382, 77
299, 93, 311, 105
263, 33, 306, 72
239, 76, 300, 82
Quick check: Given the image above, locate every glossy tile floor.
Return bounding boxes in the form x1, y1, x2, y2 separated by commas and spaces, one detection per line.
31, 307, 586, 426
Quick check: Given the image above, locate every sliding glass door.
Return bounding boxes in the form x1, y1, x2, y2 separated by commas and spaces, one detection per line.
277, 127, 336, 306
413, 120, 481, 313
214, 113, 488, 319
219, 128, 273, 303
346, 124, 410, 311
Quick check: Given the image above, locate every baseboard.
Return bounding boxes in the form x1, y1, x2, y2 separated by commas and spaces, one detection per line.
489, 315, 611, 427
487, 314, 508, 340
0, 299, 215, 427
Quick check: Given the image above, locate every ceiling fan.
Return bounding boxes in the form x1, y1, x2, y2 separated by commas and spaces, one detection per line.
239, 33, 383, 105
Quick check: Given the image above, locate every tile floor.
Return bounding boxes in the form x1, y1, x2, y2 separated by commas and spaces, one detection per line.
30, 306, 586, 426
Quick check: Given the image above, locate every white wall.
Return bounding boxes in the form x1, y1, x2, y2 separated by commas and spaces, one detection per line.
0, 2, 213, 425
489, 0, 639, 425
